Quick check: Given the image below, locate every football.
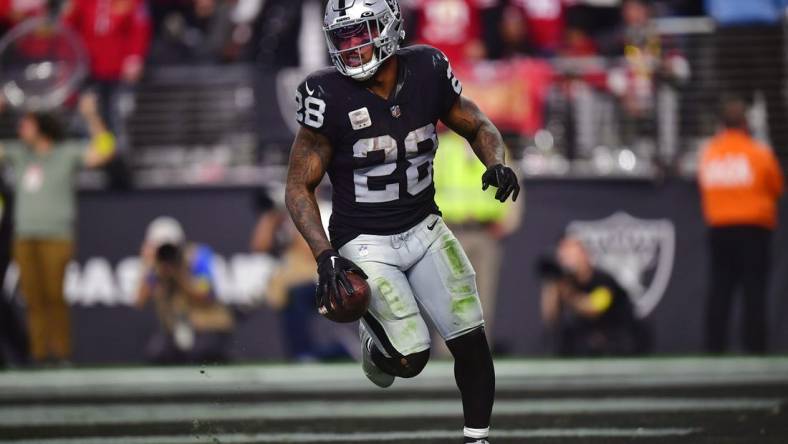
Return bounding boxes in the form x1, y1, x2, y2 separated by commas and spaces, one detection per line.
319, 271, 371, 323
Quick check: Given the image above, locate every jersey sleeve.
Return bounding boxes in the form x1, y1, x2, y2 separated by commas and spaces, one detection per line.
430, 48, 463, 117
295, 76, 331, 137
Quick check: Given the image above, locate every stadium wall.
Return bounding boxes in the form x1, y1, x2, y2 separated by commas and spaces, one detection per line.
5, 180, 786, 363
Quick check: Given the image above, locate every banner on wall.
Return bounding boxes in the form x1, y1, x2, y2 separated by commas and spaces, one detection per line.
3, 254, 278, 307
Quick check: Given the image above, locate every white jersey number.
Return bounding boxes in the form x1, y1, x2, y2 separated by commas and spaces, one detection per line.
353, 123, 438, 203
446, 63, 462, 95
295, 91, 326, 128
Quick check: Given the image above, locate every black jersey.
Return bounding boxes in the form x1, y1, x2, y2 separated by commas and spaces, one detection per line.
294, 45, 463, 248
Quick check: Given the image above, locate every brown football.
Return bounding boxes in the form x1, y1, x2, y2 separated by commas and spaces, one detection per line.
321, 271, 371, 323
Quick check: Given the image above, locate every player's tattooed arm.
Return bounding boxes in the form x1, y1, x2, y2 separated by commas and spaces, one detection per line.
441, 96, 505, 167
442, 96, 520, 202
285, 126, 334, 259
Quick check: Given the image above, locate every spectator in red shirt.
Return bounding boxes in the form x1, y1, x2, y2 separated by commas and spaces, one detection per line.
405, 0, 494, 66
505, 0, 565, 56
61, 0, 151, 188
62, 0, 150, 85
62, 0, 150, 148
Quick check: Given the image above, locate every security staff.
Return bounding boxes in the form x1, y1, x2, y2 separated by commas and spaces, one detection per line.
698, 98, 784, 353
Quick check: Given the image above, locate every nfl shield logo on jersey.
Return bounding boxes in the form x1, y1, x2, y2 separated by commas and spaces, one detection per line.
566, 212, 676, 318
390, 105, 402, 118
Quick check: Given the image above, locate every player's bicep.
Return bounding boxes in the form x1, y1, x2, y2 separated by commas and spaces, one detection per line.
440, 95, 487, 141
286, 126, 333, 190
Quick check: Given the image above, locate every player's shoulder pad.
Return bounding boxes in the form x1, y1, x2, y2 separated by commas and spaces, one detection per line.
400, 44, 463, 104
298, 67, 343, 101
296, 67, 346, 131
400, 44, 451, 69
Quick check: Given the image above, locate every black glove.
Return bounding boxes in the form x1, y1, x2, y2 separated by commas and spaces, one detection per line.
315, 249, 368, 310
482, 164, 520, 202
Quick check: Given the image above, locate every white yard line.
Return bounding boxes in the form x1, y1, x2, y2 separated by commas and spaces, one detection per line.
1, 357, 787, 398
0, 398, 779, 426
0, 427, 702, 443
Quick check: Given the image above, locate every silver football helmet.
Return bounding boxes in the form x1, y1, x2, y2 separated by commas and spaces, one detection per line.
323, 0, 405, 81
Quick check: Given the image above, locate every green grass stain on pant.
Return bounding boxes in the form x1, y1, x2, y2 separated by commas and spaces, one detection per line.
374, 277, 408, 317
451, 293, 479, 322
441, 237, 467, 278
401, 319, 420, 342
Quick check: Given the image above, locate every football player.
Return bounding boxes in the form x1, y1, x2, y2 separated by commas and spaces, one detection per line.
284, 1, 519, 443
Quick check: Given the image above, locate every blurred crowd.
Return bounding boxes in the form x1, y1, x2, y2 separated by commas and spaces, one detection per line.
404, 0, 701, 63
0, 0, 705, 67
0, 1, 696, 174
0, 0, 784, 173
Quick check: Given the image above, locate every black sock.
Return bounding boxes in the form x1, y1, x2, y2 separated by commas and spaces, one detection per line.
447, 327, 495, 432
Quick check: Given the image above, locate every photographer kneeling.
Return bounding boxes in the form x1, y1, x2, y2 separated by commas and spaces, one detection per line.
135, 217, 234, 364
538, 236, 644, 356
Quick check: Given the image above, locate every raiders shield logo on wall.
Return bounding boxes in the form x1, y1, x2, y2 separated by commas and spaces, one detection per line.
567, 212, 676, 318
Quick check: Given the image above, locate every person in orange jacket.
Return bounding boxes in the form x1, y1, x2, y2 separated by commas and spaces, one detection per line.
698, 97, 784, 354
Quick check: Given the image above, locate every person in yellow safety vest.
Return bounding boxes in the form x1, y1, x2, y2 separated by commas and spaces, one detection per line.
433, 131, 523, 351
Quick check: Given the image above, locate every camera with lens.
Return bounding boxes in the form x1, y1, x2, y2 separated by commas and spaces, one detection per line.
155, 243, 182, 266
536, 254, 567, 279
